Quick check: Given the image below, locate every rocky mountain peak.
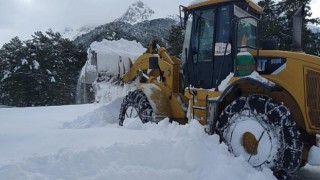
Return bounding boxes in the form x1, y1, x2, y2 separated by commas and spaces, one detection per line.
114, 1, 155, 24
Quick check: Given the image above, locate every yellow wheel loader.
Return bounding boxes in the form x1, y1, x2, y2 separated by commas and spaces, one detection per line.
117, 0, 320, 178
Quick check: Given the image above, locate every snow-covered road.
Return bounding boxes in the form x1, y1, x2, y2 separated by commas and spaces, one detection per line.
0, 98, 317, 180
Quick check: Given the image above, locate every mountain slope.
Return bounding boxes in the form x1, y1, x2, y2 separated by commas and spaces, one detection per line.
74, 1, 178, 48
62, 26, 95, 40
114, 1, 155, 24
74, 18, 177, 48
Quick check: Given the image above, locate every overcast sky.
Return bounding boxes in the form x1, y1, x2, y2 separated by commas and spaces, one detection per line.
0, 0, 319, 47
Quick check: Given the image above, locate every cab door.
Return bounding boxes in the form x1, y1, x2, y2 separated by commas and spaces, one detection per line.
185, 5, 232, 89
189, 8, 216, 89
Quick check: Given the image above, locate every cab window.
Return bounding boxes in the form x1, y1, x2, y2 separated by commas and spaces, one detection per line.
192, 9, 215, 62
234, 5, 257, 49
217, 6, 231, 43
237, 18, 257, 48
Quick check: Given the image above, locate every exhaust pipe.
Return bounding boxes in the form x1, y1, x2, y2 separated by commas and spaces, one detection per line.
292, 5, 305, 52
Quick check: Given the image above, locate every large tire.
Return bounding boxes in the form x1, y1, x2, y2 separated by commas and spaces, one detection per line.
216, 95, 303, 179
119, 89, 154, 126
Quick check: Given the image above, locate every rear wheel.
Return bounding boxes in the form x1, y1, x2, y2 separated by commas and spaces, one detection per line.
216, 95, 303, 179
119, 89, 153, 126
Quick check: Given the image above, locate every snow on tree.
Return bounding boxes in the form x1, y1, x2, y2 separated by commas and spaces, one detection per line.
166, 25, 184, 58
0, 30, 87, 107
258, 0, 320, 56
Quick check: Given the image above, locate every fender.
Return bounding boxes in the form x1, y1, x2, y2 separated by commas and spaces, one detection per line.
219, 77, 281, 103
207, 77, 304, 131
207, 77, 280, 134
215, 77, 305, 131
211, 77, 316, 162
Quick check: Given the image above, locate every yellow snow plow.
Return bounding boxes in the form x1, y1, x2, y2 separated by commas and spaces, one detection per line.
93, 0, 320, 178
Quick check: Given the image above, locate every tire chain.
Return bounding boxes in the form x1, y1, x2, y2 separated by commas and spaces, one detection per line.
119, 89, 153, 126
216, 95, 303, 179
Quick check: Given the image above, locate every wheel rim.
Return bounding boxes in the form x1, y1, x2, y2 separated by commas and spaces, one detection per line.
125, 106, 139, 118
224, 114, 274, 167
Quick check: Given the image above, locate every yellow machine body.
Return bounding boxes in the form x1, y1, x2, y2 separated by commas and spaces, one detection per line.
185, 50, 320, 134
120, 0, 320, 164
123, 45, 320, 134
122, 45, 188, 124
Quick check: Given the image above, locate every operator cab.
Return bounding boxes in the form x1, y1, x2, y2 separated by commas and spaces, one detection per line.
181, 0, 262, 89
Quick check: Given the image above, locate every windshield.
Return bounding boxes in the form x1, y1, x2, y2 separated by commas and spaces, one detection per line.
192, 9, 215, 62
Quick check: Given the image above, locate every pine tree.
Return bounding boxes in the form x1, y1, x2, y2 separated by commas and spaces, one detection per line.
0, 37, 30, 106
0, 30, 87, 107
258, 0, 282, 41
166, 25, 184, 58
278, 0, 308, 51
258, 0, 320, 55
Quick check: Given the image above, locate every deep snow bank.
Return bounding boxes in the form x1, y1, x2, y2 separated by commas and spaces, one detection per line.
0, 102, 276, 180
62, 97, 123, 128
94, 80, 137, 104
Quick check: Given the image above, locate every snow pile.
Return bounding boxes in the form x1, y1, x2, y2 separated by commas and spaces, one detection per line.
80, 38, 145, 103
0, 100, 279, 180
89, 38, 145, 75
62, 97, 123, 128
94, 80, 137, 103
218, 73, 234, 91
77, 38, 145, 103
308, 146, 320, 166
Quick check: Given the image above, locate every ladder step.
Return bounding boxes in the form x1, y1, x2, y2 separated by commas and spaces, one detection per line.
192, 106, 206, 110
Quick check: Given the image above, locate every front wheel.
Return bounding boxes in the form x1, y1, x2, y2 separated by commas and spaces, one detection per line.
118, 89, 153, 126
216, 95, 303, 179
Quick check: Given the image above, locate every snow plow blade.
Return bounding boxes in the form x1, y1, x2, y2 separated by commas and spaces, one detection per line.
80, 49, 135, 85
79, 39, 145, 85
